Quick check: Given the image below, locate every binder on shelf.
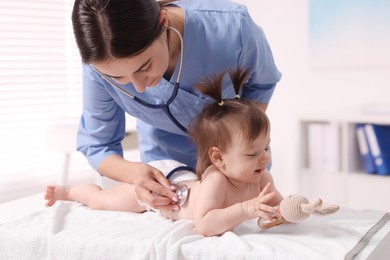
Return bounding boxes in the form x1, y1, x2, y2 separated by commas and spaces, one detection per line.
364, 124, 390, 175
323, 123, 339, 172
307, 123, 339, 172
308, 123, 324, 171
355, 124, 376, 174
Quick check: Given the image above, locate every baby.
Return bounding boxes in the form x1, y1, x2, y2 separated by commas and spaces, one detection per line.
45, 67, 283, 236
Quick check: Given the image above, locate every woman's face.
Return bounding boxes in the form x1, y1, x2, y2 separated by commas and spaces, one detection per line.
92, 34, 169, 93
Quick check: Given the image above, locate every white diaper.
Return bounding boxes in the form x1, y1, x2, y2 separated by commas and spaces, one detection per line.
147, 159, 198, 184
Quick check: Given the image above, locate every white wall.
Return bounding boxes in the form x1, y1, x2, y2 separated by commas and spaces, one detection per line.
237, 0, 390, 195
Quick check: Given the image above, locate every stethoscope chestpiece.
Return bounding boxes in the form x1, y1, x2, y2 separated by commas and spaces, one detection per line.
173, 184, 189, 206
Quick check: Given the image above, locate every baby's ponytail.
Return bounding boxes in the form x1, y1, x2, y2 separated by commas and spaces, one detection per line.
229, 66, 250, 99
195, 71, 225, 105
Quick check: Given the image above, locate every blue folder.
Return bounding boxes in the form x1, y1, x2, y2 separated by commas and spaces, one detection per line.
364, 124, 390, 175
355, 124, 376, 174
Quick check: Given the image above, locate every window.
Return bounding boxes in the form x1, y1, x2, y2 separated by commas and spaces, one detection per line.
0, 0, 95, 202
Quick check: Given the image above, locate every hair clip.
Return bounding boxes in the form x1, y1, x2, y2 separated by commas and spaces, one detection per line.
218, 100, 224, 106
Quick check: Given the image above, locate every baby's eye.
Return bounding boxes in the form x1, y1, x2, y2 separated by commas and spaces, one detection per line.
246, 152, 257, 157
265, 146, 270, 152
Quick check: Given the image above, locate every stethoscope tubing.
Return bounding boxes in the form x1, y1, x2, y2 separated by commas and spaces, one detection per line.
166, 165, 195, 179
93, 26, 187, 133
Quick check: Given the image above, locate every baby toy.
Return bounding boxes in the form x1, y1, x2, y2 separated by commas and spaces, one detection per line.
258, 195, 340, 229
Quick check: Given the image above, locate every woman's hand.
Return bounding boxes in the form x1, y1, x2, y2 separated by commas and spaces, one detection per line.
241, 182, 280, 219
132, 163, 179, 211
98, 156, 180, 211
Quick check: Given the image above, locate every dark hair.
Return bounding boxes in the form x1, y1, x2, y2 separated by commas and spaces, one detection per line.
189, 67, 270, 178
72, 0, 174, 63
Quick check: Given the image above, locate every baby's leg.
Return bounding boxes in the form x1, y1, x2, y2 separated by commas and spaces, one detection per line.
44, 183, 146, 213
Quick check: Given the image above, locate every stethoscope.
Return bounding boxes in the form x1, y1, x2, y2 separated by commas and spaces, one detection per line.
95, 27, 192, 207
136, 165, 194, 209
94, 26, 187, 134
166, 165, 195, 206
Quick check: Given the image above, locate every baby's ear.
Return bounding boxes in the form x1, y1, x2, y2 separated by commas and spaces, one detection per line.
208, 146, 224, 168
313, 203, 340, 216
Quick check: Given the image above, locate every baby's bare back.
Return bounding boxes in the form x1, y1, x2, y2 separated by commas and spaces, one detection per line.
160, 180, 261, 221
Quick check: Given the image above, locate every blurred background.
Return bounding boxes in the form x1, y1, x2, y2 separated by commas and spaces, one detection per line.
1, 0, 389, 210
242, 0, 390, 211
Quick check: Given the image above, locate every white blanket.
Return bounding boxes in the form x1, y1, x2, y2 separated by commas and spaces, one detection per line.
0, 201, 389, 260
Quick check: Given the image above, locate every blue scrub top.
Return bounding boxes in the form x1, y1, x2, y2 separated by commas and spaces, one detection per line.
77, 0, 282, 171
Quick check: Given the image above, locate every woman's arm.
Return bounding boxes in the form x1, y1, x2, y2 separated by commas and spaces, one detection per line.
98, 155, 178, 211
78, 65, 178, 210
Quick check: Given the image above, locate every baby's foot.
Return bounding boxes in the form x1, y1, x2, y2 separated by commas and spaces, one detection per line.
44, 185, 70, 207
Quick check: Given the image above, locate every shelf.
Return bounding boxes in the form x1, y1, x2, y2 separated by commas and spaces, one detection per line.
298, 115, 390, 212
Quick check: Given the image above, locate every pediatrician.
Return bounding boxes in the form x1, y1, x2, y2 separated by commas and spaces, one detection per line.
72, 0, 281, 212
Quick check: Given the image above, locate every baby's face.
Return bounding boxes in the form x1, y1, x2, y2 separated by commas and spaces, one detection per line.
221, 130, 271, 184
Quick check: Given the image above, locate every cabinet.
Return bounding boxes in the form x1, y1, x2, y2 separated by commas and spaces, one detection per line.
298, 114, 390, 212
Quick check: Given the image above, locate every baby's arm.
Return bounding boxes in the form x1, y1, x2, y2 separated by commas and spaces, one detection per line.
193, 171, 278, 237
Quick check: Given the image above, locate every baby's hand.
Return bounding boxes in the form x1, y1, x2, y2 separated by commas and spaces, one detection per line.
241, 183, 280, 219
